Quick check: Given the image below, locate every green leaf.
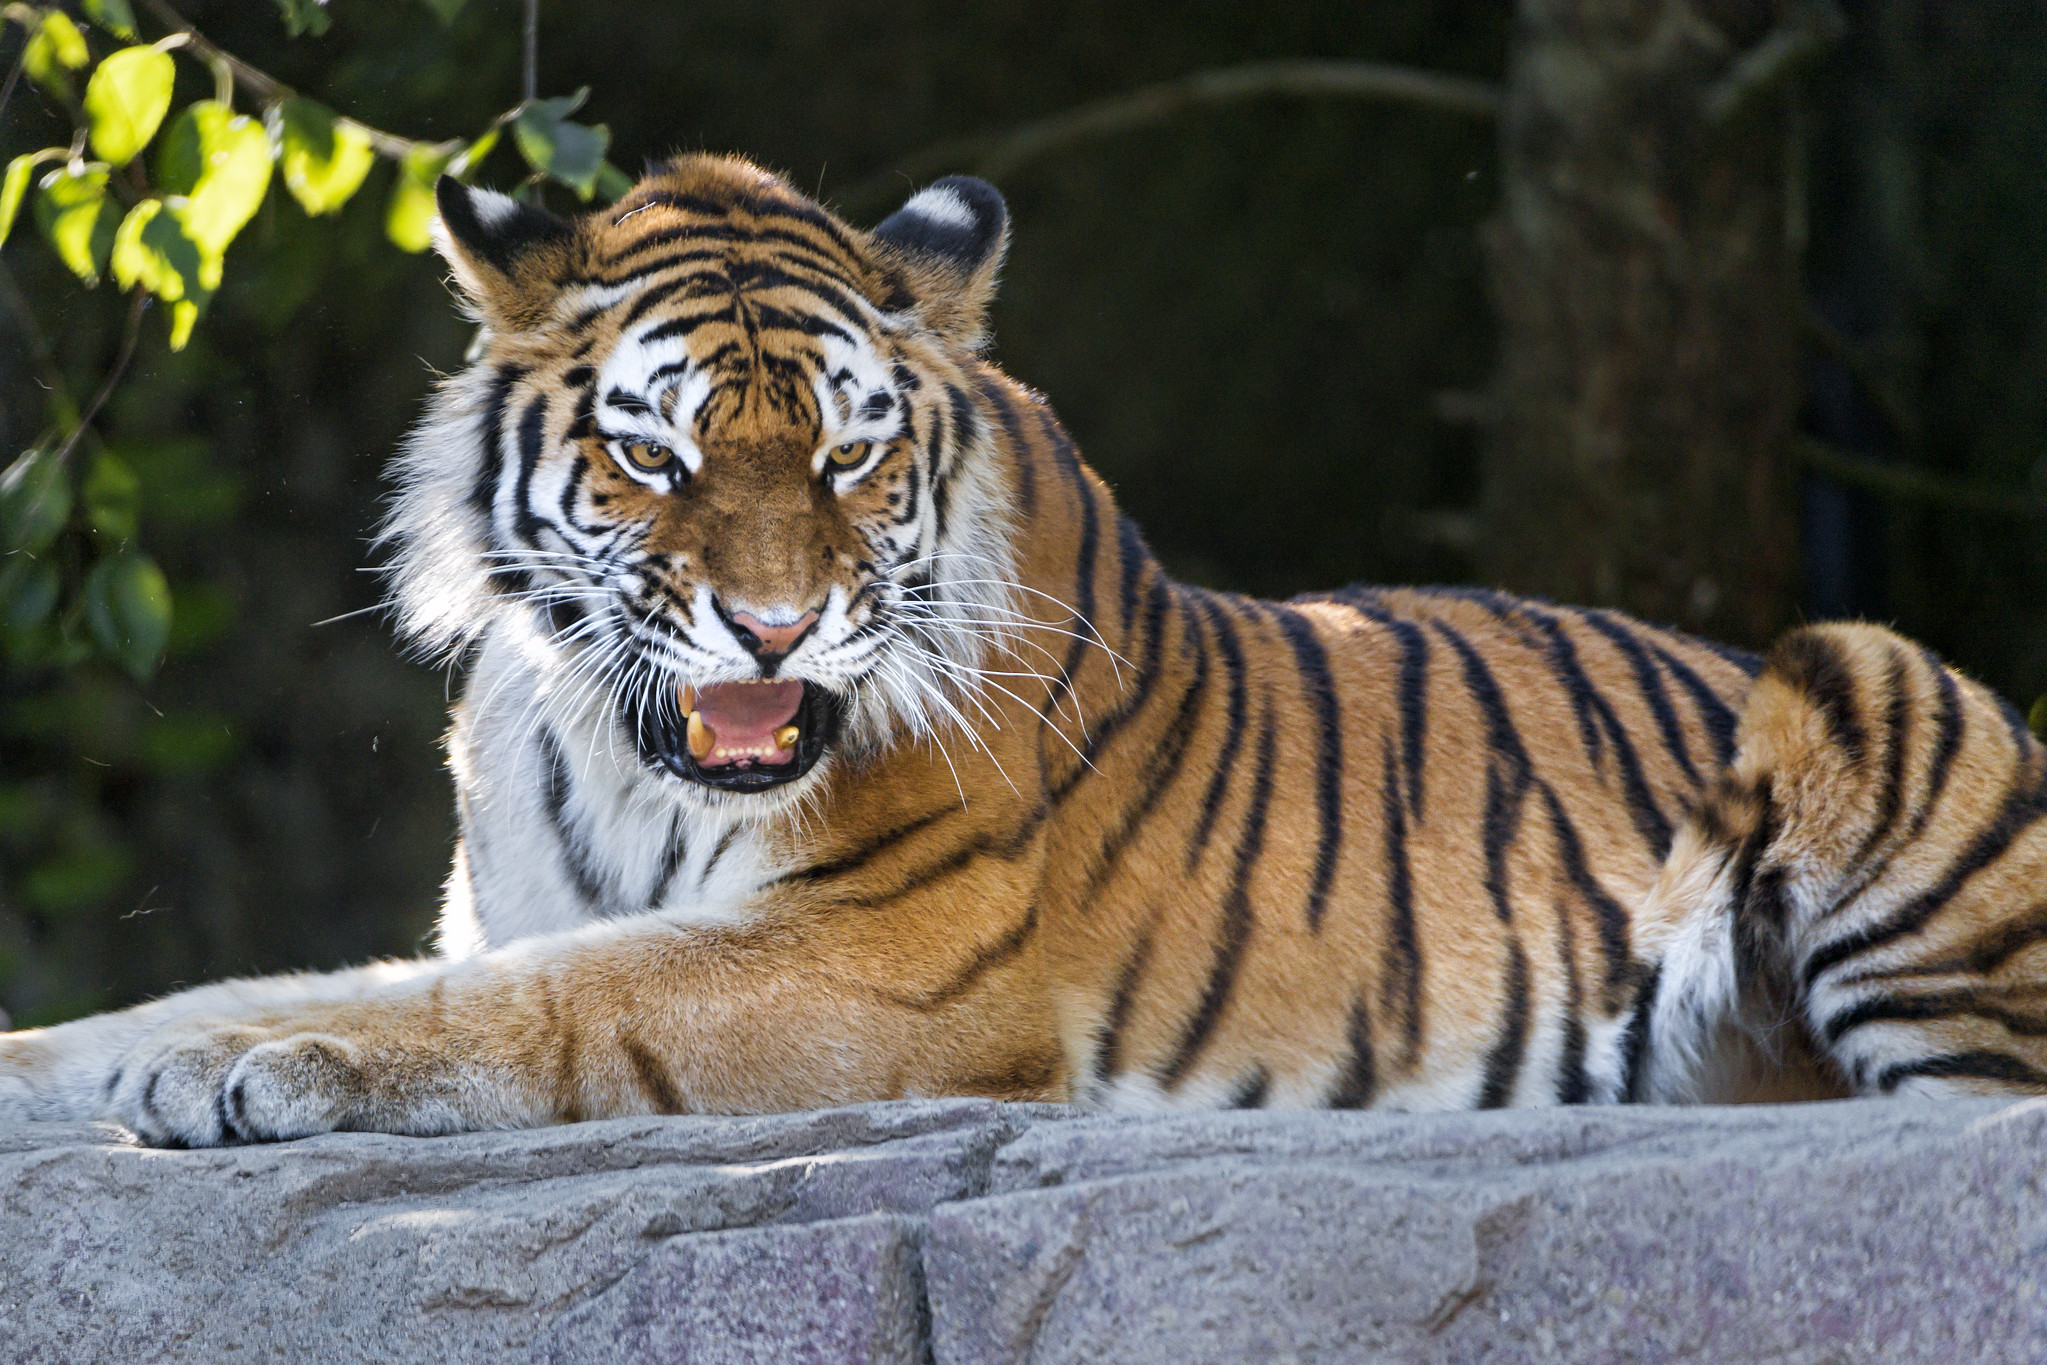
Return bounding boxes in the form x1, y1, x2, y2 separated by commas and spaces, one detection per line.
448, 127, 498, 181
82, 450, 140, 542
24, 12, 90, 97
158, 102, 272, 264
109, 201, 210, 348
0, 154, 43, 249
0, 450, 74, 554
272, 0, 331, 37
385, 142, 453, 253
0, 556, 60, 637
415, 0, 467, 23
80, 0, 138, 39
276, 97, 375, 216
84, 45, 177, 168
83, 550, 172, 679
513, 91, 609, 199
593, 160, 633, 202
34, 165, 117, 283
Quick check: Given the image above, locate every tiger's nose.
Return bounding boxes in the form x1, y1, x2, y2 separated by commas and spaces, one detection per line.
727, 608, 820, 658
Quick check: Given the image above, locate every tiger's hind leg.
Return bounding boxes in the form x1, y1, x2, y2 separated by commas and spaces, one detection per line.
1636, 621, 2047, 1103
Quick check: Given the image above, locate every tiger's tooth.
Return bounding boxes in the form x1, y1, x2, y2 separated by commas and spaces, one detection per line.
686, 712, 716, 760
773, 725, 800, 750
680, 684, 697, 712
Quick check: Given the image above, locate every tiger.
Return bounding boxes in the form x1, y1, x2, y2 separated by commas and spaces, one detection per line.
4, 152, 2046, 1147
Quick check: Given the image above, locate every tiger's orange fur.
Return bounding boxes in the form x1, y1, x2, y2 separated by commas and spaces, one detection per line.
3, 154, 2044, 1145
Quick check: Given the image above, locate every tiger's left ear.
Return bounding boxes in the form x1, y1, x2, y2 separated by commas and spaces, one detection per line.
869, 176, 1009, 350
432, 176, 577, 330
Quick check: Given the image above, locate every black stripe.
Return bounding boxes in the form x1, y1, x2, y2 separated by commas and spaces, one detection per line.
1768, 630, 1869, 766
1876, 1050, 2047, 1093
1549, 845, 1592, 1104
1802, 766, 2047, 990
1618, 961, 1662, 1102
1578, 610, 1703, 785
702, 824, 741, 883
772, 806, 957, 885
1476, 939, 1531, 1109
1325, 997, 1378, 1108
1186, 593, 1250, 869
1036, 411, 1100, 728
1846, 649, 1913, 869
1161, 707, 1277, 1088
1326, 591, 1428, 819
1092, 920, 1157, 1087
971, 370, 1036, 516
471, 363, 528, 520
1539, 782, 1635, 1008
1859, 899, 2047, 982
1050, 568, 1171, 801
1227, 1067, 1272, 1109
1821, 988, 2047, 1048
883, 904, 1039, 1012
1076, 595, 1211, 899
1647, 640, 1741, 766
648, 814, 689, 910
1272, 606, 1344, 931
510, 394, 551, 548
1433, 620, 1534, 923
620, 1033, 684, 1115
539, 729, 612, 914
1115, 515, 1150, 634
1521, 605, 1671, 856
1377, 735, 1424, 1070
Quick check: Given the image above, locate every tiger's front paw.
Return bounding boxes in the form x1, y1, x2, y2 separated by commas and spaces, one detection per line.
108, 1023, 366, 1147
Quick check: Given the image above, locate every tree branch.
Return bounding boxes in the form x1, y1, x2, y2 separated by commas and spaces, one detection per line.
136, 0, 425, 159
1704, 0, 1847, 126
48, 288, 149, 469
1794, 437, 2047, 518
836, 59, 1501, 211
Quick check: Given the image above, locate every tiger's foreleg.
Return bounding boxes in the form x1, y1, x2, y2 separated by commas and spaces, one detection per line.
1640, 622, 2047, 1103
0, 957, 453, 1124
32, 896, 1060, 1147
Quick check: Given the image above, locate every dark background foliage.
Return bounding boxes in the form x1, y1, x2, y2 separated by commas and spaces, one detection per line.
0, 0, 2040, 1026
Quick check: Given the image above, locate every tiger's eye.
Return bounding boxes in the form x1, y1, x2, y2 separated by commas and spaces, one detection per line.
620, 441, 673, 471
826, 441, 872, 471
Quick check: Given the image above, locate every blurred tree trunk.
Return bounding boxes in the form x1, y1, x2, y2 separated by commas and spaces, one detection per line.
1479, 0, 1805, 647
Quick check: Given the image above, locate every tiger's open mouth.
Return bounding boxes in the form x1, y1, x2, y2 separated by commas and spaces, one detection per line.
637, 679, 845, 793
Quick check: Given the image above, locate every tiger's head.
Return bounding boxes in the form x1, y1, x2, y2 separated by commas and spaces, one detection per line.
384, 154, 1023, 808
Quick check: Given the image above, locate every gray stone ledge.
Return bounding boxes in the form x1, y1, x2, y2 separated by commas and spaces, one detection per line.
2, 1097, 2042, 1363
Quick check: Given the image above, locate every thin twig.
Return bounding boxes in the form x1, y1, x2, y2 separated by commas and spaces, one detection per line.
1794, 437, 2047, 518
136, 0, 420, 158
835, 59, 1501, 211
523, 0, 538, 106
48, 289, 148, 468
0, 259, 72, 418
1704, 0, 1848, 126
0, 12, 31, 130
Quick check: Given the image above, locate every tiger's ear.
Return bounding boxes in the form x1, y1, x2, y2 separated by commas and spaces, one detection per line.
869, 176, 1009, 350
432, 176, 577, 329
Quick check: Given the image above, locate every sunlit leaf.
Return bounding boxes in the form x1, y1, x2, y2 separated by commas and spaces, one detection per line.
593, 160, 633, 202
23, 12, 89, 97
167, 299, 198, 350
80, 0, 138, 39
35, 165, 117, 283
448, 127, 498, 181
84, 45, 176, 168
385, 142, 453, 253
158, 102, 272, 261
272, 0, 331, 37
277, 97, 375, 216
83, 550, 172, 679
0, 556, 60, 638
0, 154, 46, 249
112, 199, 183, 298
82, 451, 140, 543
0, 450, 73, 555
513, 90, 609, 199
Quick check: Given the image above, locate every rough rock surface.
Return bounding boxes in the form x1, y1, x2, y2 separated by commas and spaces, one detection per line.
2, 1096, 2043, 1363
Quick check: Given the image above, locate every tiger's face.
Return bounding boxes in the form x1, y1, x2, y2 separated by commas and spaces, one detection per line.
387, 156, 1019, 806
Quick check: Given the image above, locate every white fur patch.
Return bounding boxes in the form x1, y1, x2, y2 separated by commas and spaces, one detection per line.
901, 187, 976, 231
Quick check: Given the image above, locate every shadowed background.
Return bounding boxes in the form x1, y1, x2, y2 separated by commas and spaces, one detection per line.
1, 0, 2041, 1025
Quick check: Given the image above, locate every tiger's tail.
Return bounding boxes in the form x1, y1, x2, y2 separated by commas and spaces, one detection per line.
1639, 621, 2047, 1102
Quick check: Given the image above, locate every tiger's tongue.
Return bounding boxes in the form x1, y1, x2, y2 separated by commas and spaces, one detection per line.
687, 680, 803, 767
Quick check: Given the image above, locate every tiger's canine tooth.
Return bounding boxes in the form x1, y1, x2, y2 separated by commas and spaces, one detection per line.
680, 684, 697, 713
686, 712, 716, 760
773, 725, 799, 750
